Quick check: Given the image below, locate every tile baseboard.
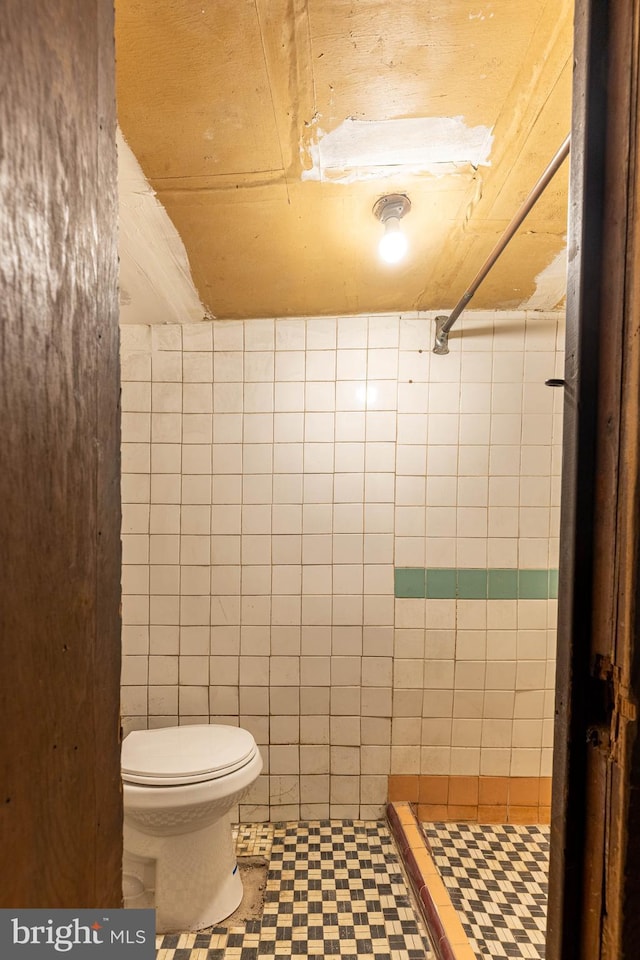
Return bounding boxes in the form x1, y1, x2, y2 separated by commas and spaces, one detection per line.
388, 774, 552, 824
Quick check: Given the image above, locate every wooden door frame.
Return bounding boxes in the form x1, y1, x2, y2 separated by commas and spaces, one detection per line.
548, 1, 640, 957
0, 0, 122, 907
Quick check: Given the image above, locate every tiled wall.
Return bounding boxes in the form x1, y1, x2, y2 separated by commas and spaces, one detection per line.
120, 310, 564, 821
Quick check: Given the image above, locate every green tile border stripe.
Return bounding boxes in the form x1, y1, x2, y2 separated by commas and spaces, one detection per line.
394, 567, 559, 600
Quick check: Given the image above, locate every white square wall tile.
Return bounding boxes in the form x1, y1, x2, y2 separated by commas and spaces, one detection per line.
491, 382, 523, 415
274, 381, 305, 412
179, 686, 209, 716
396, 444, 427, 476
273, 412, 304, 442
457, 476, 488, 506
365, 380, 396, 411
479, 748, 511, 776
337, 316, 368, 348
122, 503, 150, 534
272, 564, 302, 595
273, 443, 304, 474
121, 324, 151, 353
425, 507, 456, 538
122, 384, 151, 413
183, 383, 213, 414
367, 348, 398, 380
364, 440, 396, 474
181, 475, 211, 504
244, 383, 274, 413
148, 656, 179, 685
212, 383, 243, 414
152, 351, 182, 382
395, 537, 424, 567
456, 538, 487, 567
182, 322, 213, 352
152, 382, 182, 413
456, 506, 487, 537
182, 414, 212, 444
334, 473, 364, 503
244, 352, 275, 382
122, 442, 151, 474
243, 444, 273, 474
306, 351, 336, 381
394, 405, 428, 442
368, 314, 400, 348
366, 411, 396, 442
181, 445, 211, 474
365, 473, 395, 502
395, 476, 425, 506
306, 317, 337, 349
272, 595, 302, 626
460, 382, 491, 413
149, 504, 180, 534
425, 538, 456, 566
276, 318, 306, 350
395, 506, 425, 537
427, 445, 458, 475
120, 350, 151, 383
426, 477, 456, 507
274, 351, 305, 382
305, 412, 335, 442
336, 348, 367, 380
335, 381, 367, 411
242, 318, 274, 350
151, 326, 182, 352
213, 413, 243, 443
149, 566, 179, 596
213, 321, 243, 351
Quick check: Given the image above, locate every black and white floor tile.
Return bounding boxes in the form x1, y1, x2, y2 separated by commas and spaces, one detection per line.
233, 822, 275, 859
422, 821, 550, 960
156, 821, 432, 960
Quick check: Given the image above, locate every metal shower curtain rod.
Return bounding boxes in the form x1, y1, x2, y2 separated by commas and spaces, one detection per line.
432, 133, 571, 355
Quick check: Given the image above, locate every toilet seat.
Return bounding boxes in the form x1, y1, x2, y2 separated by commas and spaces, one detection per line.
122, 724, 258, 786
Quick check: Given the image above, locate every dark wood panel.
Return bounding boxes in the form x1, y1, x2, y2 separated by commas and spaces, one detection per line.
547, 1, 608, 953
548, 1, 640, 958
0, 0, 122, 906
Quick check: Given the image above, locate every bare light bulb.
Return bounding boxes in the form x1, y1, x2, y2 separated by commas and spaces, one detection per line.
378, 216, 408, 264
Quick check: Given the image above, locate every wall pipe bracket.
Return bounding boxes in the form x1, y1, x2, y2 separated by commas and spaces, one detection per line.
433, 316, 451, 355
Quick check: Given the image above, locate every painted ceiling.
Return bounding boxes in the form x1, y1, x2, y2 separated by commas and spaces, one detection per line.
115, 0, 573, 323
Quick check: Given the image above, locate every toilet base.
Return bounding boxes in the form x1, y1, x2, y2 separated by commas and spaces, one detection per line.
124, 812, 243, 932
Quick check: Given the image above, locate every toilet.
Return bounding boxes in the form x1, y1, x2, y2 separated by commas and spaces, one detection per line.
121, 723, 262, 932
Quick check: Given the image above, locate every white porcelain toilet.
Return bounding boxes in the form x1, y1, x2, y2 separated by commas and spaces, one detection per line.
121, 723, 262, 932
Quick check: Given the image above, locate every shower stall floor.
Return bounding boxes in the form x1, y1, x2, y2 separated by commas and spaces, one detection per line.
155, 820, 432, 960
421, 821, 550, 960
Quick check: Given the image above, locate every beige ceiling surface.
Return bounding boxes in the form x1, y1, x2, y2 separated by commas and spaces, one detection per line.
115, 0, 573, 321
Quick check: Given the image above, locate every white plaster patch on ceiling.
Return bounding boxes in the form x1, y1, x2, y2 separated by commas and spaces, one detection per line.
301, 116, 494, 183
117, 128, 208, 325
521, 243, 567, 309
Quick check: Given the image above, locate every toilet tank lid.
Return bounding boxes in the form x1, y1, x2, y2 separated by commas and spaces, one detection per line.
121, 724, 257, 783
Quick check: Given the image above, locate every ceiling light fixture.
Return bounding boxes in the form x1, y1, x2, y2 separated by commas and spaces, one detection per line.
373, 194, 411, 264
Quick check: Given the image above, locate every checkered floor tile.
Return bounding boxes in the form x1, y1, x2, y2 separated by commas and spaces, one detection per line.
156, 820, 432, 959
233, 822, 275, 859
422, 821, 550, 960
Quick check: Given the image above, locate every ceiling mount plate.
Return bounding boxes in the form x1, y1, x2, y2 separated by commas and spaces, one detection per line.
373, 194, 412, 223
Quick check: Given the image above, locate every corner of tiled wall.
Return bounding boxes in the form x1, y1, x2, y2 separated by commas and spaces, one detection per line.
120, 309, 564, 821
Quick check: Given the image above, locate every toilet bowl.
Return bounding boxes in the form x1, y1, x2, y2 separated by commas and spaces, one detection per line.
121, 723, 262, 932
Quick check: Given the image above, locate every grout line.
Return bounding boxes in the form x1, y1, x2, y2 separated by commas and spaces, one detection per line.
386, 801, 477, 960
